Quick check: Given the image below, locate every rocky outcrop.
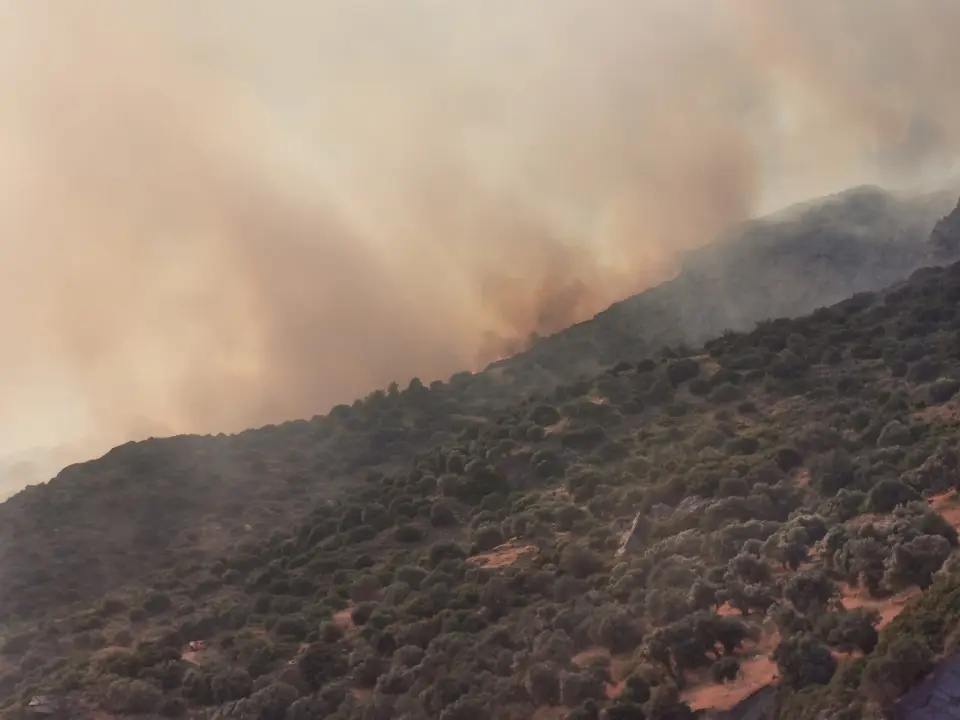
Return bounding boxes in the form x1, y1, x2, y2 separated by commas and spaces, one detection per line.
615, 511, 650, 557
926, 197, 960, 265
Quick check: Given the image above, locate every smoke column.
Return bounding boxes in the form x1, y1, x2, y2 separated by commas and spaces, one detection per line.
0, 0, 958, 466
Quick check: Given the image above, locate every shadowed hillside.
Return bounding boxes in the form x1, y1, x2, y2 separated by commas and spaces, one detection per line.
2, 190, 960, 719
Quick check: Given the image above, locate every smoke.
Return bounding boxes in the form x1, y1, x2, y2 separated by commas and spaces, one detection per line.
0, 0, 959, 459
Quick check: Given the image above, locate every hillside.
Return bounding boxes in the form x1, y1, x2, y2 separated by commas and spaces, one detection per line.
0, 186, 953, 631
2, 189, 960, 718
506, 185, 957, 381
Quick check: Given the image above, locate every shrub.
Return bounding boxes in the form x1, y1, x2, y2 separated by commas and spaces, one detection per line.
159, 696, 188, 717
807, 449, 854, 494
860, 636, 934, 706
273, 615, 310, 641
725, 436, 760, 455
773, 634, 836, 689
142, 592, 173, 615
526, 662, 561, 705
395, 566, 427, 590
394, 524, 424, 542
867, 479, 919, 513
560, 544, 602, 580
710, 383, 744, 403
298, 643, 348, 691
531, 405, 562, 426
181, 669, 213, 704
877, 420, 913, 448
666, 359, 700, 386
428, 540, 467, 568
1, 632, 34, 656
349, 574, 381, 602
775, 447, 804, 473
100, 597, 128, 616
595, 609, 644, 654
559, 670, 605, 706
711, 657, 740, 683
105, 678, 162, 714
907, 359, 940, 383
691, 426, 726, 451
211, 667, 253, 703
928, 378, 960, 404
473, 524, 505, 552
430, 502, 458, 528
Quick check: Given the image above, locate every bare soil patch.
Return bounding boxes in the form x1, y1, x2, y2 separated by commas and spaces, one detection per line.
333, 604, 356, 633
544, 418, 571, 436
840, 585, 919, 629
913, 400, 960, 425
469, 541, 537, 569
930, 490, 960, 528
681, 631, 780, 712
571, 646, 634, 698
532, 708, 568, 720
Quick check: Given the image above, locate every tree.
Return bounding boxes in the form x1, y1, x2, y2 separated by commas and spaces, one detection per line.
105, 678, 162, 714
211, 667, 253, 703
298, 642, 348, 691
819, 608, 879, 654
687, 580, 718, 612
711, 656, 740, 683
644, 683, 696, 720
618, 675, 651, 705
773, 634, 836, 689
807, 449, 855, 494
725, 553, 772, 585
867, 479, 919, 513
560, 544, 602, 580
834, 536, 888, 595
860, 636, 934, 706
784, 570, 838, 615
768, 603, 812, 638
883, 534, 952, 590
595, 609, 644, 654
720, 581, 776, 617
472, 524, 505, 553
876, 420, 913, 448
559, 670, 605, 706
526, 662, 561, 705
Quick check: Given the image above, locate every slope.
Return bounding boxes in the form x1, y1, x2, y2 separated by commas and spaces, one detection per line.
0, 186, 954, 630
3, 194, 960, 718
502, 184, 957, 383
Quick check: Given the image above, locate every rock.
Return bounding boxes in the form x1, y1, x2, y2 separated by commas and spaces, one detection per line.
927, 197, 960, 265
616, 512, 650, 557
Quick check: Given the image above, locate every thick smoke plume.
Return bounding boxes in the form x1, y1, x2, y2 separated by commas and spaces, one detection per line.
1, 0, 959, 461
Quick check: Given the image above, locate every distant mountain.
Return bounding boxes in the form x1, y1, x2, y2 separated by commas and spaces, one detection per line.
492, 184, 959, 385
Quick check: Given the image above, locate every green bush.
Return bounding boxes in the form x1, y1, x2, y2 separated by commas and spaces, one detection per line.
105, 678, 162, 714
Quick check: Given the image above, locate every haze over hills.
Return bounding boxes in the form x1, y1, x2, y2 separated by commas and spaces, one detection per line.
4, 1, 960, 468
2, 184, 955, 503
2, 190, 960, 718
5, 2, 960, 718
502, 184, 960, 382
0, 185, 955, 621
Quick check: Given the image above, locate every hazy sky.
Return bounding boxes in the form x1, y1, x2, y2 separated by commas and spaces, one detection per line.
0, 0, 958, 463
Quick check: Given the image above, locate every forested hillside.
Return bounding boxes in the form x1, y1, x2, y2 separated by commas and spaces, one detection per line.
2, 192, 960, 719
